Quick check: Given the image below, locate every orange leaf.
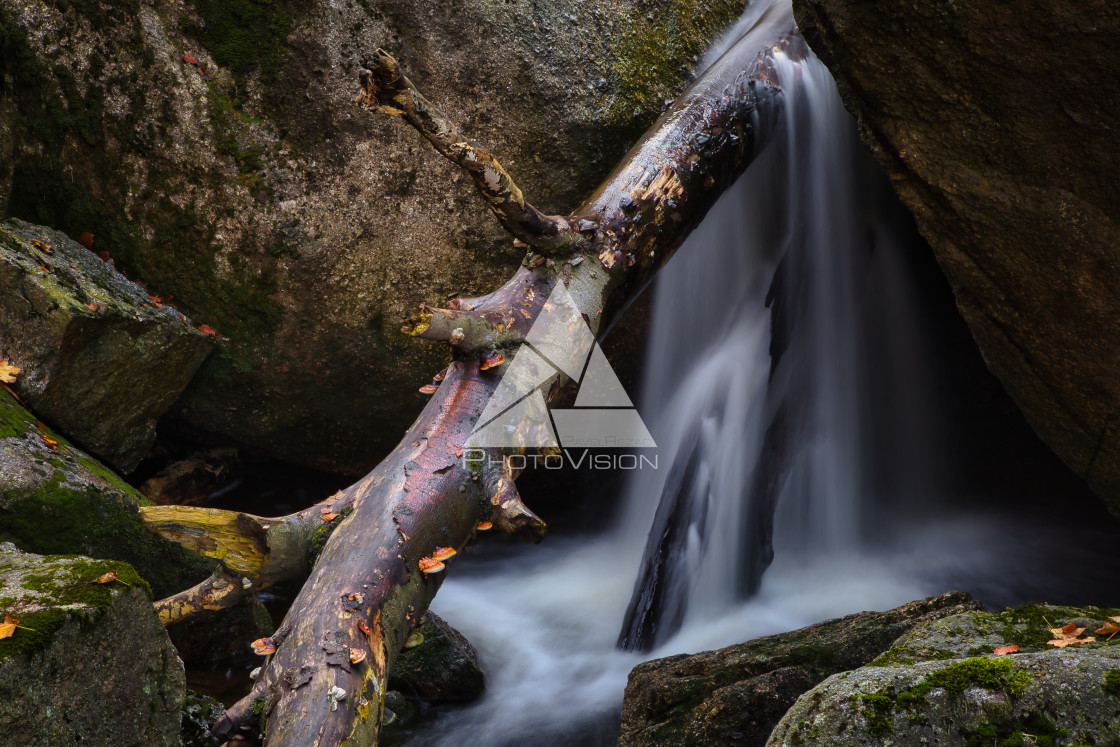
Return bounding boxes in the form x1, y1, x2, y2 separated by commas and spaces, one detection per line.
183, 54, 199, 65
0, 615, 17, 640
321, 512, 339, 522
1094, 620, 1119, 636
31, 239, 51, 253
77, 232, 94, 249
993, 644, 1019, 656
98, 250, 110, 262
86, 302, 99, 311
1047, 636, 1096, 648
0, 359, 21, 384
2, 384, 22, 403
37, 265, 49, 273
93, 570, 128, 585
34, 420, 45, 432
1049, 625, 1087, 640
519, 308, 531, 319
357, 619, 371, 636
197, 324, 217, 338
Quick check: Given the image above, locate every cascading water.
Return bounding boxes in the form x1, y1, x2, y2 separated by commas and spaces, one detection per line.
401, 2, 1119, 744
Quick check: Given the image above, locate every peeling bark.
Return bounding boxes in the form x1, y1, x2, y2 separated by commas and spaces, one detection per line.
151, 8, 803, 745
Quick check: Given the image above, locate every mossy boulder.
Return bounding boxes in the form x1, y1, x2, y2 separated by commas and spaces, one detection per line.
389, 611, 485, 702
769, 651, 1120, 746
179, 690, 225, 747
792, 0, 1120, 521
0, 219, 213, 474
0, 0, 746, 474
0, 544, 185, 746
0, 386, 214, 597
769, 603, 1120, 746
617, 591, 982, 746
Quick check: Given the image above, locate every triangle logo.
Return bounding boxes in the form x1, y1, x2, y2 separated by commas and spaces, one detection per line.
467, 283, 656, 449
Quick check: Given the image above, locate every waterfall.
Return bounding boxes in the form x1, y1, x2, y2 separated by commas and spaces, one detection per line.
401, 3, 1119, 745
617, 31, 944, 652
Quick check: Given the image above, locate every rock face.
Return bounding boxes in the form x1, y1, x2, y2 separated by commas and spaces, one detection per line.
0, 387, 214, 598
0, 0, 748, 474
769, 604, 1120, 746
389, 611, 485, 702
618, 591, 982, 746
0, 219, 213, 473
791, 0, 1120, 520
0, 544, 185, 747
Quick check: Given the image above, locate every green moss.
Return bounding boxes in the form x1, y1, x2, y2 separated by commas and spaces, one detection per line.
964, 713, 1068, 747
181, 0, 294, 84
1103, 669, 1120, 696
0, 464, 213, 597
857, 692, 894, 737
307, 505, 352, 566
608, 0, 745, 126
0, 390, 33, 439
904, 657, 1032, 702
0, 555, 149, 662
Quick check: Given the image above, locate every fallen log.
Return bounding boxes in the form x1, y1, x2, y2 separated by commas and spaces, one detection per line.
145, 6, 803, 744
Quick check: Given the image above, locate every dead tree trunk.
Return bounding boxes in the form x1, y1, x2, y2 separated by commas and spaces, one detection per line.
144, 8, 802, 745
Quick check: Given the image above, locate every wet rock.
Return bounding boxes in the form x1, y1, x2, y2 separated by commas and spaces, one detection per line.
792, 0, 1120, 521
769, 647, 1120, 745
389, 611, 485, 702
0, 387, 214, 597
618, 591, 982, 746
0, 220, 213, 474
179, 691, 224, 747
141, 448, 239, 506
0, 544, 185, 747
0, 0, 745, 474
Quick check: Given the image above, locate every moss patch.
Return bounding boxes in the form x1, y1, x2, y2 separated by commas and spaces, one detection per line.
964, 713, 1069, 747
1103, 669, 1120, 697
0, 554, 148, 662
181, 0, 295, 85
906, 657, 1032, 700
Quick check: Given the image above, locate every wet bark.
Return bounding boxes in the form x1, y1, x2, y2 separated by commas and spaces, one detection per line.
147, 8, 803, 745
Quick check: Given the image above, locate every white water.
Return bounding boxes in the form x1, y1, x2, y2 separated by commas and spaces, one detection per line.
402, 3, 1116, 745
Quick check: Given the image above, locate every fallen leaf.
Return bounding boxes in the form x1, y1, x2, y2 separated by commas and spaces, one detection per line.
1047, 636, 1096, 648
357, 619, 371, 636
98, 250, 110, 262
1095, 620, 1120, 637
321, 512, 339, 522
1049, 625, 1087, 640
197, 324, 217, 338
182, 54, 199, 65
519, 308, 531, 319
993, 644, 1019, 656
1112, 616, 1120, 623
31, 239, 51, 253
93, 570, 129, 586
0, 615, 16, 639
77, 232, 94, 249
2, 384, 22, 402
34, 420, 45, 432
86, 302, 99, 311
0, 359, 20, 384
37, 265, 49, 273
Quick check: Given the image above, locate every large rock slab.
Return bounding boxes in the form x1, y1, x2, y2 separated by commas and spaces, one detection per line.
0, 386, 214, 598
769, 603, 1120, 746
792, 0, 1120, 520
0, 0, 747, 474
618, 591, 981, 746
0, 544, 185, 747
389, 611, 485, 702
0, 219, 213, 473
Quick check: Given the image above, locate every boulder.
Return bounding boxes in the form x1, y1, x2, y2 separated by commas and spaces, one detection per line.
179, 691, 225, 747
0, 0, 746, 474
0, 219, 213, 474
618, 591, 982, 746
770, 603, 1120, 745
0, 544, 185, 747
0, 386, 214, 598
389, 611, 485, 702
791, 0, 1120, 520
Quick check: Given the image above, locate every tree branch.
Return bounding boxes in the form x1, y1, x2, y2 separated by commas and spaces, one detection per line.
356, 50, 585, 256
